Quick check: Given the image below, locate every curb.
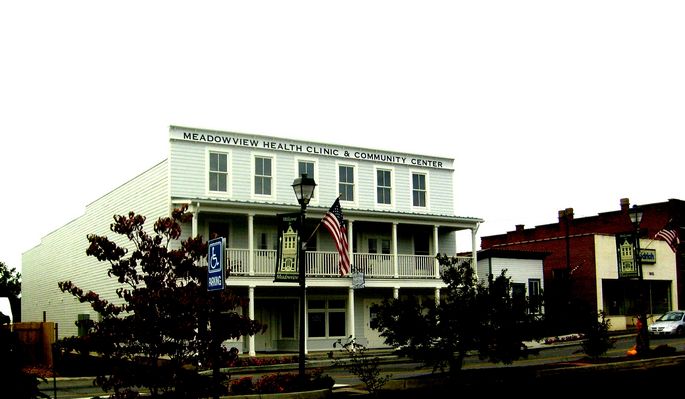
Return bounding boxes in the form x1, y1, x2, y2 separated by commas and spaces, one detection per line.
221, 388, 331, 399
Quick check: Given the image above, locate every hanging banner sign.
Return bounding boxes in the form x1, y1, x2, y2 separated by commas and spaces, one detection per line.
208, 237, 225, 291
274, 213, 301, 283
351, 269, 365, 289
616, 233, 641, 279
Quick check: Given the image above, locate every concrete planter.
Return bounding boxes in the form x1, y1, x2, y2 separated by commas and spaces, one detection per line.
221, 388, 331, 399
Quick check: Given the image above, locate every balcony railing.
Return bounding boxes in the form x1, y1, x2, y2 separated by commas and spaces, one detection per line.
222, 249, 473, 279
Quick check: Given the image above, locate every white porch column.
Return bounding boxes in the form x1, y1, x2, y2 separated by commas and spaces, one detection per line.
191, 202, 199, 237
471, 224, 479, 268
392, 223, 398, 278
393, 287, 399, 299
348, 287, 355, 340
434, 287, 440, 307
248, 286, 256, 356
433, 225, 440, 278
248, 213, 255, 276
347, 220, 354, 272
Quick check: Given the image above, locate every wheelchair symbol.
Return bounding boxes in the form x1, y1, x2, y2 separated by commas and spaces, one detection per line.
209, 246, 220, 271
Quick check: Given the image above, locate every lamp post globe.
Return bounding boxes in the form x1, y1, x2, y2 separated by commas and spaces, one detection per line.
292, 174, 317, 208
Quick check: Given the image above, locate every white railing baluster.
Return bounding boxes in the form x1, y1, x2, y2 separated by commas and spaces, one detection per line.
223, 249, 472, 279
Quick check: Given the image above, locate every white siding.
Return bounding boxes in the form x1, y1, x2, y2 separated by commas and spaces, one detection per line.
169, 126, 456, 216
22, 161, 170, 337
476, 258, 491, 282
477, 256, 544, 293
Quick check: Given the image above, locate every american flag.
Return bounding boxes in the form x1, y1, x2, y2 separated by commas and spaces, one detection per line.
656, 226, 680, 253
322, 198, 351, 276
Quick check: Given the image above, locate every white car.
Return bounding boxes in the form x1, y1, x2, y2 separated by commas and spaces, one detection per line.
648, 310, 685, 336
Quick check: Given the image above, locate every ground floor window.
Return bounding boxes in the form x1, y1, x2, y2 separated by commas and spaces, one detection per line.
528, 279, 542, 314
602, 279, 671, 316
307, 298, 346, 338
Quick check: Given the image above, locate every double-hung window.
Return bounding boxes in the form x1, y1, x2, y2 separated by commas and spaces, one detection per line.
298, 160, 315, 180
297, 160, 316, 201
412, 173, 426, 207
209, 152, 228, 192
254, 156, 272, 196
339, 165, 355, 202
376, 169, 392, 205
308, 299, 346, 338
528, 279, 542, 314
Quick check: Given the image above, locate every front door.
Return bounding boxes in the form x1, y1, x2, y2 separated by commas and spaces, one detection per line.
254, 300, 275, 352
363, 299, 386, 348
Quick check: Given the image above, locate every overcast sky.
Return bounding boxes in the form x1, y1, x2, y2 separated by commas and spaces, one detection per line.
1, 1, 683, 273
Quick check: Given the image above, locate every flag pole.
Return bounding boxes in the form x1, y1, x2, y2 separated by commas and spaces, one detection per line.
302, 194, 341, 247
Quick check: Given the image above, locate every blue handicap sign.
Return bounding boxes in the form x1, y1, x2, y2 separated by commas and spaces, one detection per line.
207, 237, 225, 291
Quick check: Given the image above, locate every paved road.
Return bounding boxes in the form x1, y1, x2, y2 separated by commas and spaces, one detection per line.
39, 335, 685, 398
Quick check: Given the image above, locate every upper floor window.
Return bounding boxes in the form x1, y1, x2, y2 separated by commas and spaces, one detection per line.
376, 169, 392, 205
339, 165, 355, 202
298, 160, 315, 180
209, 152, 228, 192
298, 160, 316, 201
254, 156, 272, 196
412, 173, 426, 207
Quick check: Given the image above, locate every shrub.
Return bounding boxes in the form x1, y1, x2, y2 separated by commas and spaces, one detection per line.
334, 337, 390, 396
308, 368, 335, 390
229, 376, 253, 394
254, 373, 298, 394
581, 310, 614, 359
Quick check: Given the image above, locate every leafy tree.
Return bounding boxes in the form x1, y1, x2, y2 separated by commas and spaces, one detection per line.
58, 205, 264, 398
371, 255, 536, 377
0, 261, 21, 322
0, 261, 21, 299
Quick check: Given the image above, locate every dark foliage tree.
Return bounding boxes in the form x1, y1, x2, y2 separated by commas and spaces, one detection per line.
58, 205, 265, 398
0, 261, 21, 299
371, 254, 539, 376
580, 310, 614, 359
0, 260, 21, 322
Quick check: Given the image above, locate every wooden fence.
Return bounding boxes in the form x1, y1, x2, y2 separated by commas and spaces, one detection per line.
10, 322, 57, 367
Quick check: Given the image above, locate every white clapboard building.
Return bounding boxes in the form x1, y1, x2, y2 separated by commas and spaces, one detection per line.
22, 125, 482, 354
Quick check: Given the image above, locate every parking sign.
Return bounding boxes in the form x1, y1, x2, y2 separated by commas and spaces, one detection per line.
207, 237, 225, 291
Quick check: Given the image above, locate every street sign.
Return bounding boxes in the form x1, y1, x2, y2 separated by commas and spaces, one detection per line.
208, 237, 225, 291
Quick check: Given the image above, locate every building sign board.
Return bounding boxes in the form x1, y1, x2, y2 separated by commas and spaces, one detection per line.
207, 237, 225, 291
640, 248, 656, 264
173, 129, 449, 169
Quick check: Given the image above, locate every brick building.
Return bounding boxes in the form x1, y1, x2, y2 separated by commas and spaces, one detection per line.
481, 198, 684, 330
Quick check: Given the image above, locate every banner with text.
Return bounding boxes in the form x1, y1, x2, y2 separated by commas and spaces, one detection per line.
616, 233, 641, 279
274, 213, 301, 283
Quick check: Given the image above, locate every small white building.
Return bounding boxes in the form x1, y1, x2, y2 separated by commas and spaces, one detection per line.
22, 125, 482, 354
476, 249, 546, 314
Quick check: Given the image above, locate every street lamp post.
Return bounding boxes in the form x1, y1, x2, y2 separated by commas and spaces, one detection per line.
629, 204, 650, 355
292, 173, 317, 380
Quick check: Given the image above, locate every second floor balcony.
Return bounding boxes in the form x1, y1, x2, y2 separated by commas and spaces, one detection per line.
223, 248, 473, 279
